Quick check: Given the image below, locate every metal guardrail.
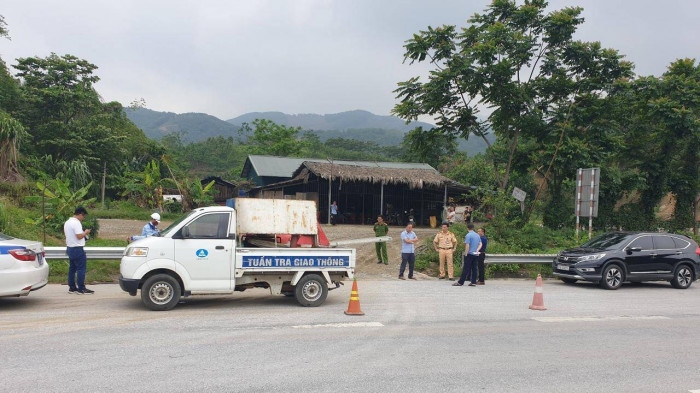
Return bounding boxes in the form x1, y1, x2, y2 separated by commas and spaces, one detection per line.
45, 247, 125, 260
485, 254, 555, 265
45, 246, 555, 264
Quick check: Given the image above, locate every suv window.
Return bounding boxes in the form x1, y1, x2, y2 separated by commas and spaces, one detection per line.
672, 237, 690, 249
628, 236, 653, 250
653, 235, 676, 250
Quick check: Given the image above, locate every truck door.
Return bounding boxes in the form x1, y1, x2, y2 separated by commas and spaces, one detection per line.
175, 211, 234, 291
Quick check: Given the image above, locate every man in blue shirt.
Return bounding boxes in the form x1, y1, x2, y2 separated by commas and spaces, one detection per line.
128, 213, 161, 243
453, 223, 482, 287
398, 223, 419, 280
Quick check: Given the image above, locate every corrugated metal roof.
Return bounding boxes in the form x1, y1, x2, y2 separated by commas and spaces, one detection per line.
242, 155, 435, 178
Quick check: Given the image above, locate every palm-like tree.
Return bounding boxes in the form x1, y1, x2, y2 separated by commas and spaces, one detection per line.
0, 112, 28, 182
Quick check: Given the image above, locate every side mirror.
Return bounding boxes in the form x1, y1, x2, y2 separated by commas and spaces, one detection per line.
626, 246, 642, 254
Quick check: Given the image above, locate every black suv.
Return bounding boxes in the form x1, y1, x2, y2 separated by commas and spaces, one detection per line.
553, 232, 700, 290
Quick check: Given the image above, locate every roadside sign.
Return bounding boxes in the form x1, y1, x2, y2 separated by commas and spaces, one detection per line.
512, 187, 526, 202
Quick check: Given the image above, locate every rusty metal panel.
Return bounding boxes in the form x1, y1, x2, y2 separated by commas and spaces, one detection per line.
235, 198, 318, 235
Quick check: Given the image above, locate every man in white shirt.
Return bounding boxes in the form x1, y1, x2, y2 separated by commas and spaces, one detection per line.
64, 206, 93, 294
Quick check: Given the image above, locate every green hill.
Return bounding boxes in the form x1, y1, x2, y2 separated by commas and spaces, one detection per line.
125, 108, 493, 155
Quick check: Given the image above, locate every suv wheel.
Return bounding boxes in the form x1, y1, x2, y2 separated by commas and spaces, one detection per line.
670, 264, 694, 289
600, 264, 624, 290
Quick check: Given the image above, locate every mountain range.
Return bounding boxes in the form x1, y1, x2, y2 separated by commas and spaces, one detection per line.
124, 108, 491, 153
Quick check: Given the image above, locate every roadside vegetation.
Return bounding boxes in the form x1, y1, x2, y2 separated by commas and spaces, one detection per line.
0, 3, 698, 284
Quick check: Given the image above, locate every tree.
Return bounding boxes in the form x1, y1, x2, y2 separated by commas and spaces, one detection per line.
400, 126, 457, 168
242, 119, 306, 157
614, 59, 700, 231
393, 0, 633, 201
0, 111, 28, 182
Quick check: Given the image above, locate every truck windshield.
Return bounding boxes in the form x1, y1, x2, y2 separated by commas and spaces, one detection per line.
159, 210, 199, 237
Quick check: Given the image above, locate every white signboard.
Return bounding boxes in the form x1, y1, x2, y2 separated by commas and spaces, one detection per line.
512, 187, 526, 202
575, 168, 600, 217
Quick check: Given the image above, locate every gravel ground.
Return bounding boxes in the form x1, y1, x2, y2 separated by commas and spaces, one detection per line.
98, 219, 440, 280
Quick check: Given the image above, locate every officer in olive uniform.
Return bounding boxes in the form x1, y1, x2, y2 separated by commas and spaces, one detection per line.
373, 215, 389, 265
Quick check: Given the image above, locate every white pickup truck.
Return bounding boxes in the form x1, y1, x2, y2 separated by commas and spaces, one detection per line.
119, 199, 355, 311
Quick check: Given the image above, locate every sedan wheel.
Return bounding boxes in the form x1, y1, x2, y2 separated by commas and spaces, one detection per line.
600, 264, 623, 290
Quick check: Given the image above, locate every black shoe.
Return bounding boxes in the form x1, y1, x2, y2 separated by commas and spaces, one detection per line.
377, 261, 383, 264
439, 276, 446, 280
68, 288, 79, 294
398, 276, 406, 280
468, 283, 476, 287
408, 277, 417, 280
452, 282, 463, 286
79, 288, 95, 294
448, 277, 455, 281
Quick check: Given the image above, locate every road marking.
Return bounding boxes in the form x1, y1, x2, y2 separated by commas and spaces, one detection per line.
291, 322, 384, 329
533, 316, 670, 323
688, 390, 700, 392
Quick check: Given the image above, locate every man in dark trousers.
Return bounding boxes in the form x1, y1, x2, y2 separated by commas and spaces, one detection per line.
63, 206, 94, 294
477, 227, 488, 285
453, 223, 481, 287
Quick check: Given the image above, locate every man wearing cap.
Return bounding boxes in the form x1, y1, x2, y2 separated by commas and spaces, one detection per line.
64, 206, 93, 294
128, 213, 161, 243
433, 222, 457, 280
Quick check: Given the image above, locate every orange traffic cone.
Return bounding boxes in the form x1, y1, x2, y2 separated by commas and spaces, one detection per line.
344, 278, 365, 316
529, 274, 547, 311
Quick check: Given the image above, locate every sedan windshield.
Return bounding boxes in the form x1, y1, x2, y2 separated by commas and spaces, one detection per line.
580, 232, 631, 250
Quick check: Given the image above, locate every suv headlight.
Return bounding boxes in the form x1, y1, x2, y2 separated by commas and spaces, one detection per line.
578, 253, 606, 262
126, 247, 149, 257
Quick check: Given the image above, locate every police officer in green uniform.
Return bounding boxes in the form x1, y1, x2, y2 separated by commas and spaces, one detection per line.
373, 215, 389, 265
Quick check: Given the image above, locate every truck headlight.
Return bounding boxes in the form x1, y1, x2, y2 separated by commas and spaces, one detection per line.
126, 247, 149, 257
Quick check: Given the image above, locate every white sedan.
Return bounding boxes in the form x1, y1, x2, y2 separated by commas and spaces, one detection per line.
0, 232, 49, 297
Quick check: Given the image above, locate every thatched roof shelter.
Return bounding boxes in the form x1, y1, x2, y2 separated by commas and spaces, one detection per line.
293, 161, 455, 189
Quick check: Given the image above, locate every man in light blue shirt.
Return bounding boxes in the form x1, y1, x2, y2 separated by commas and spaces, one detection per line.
128, 213, 161, 242
399, 223, 419, 280
453, 223, 482, 287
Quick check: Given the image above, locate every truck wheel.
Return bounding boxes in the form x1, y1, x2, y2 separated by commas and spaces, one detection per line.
141, 274, 181, 311
295, 274, 328, 307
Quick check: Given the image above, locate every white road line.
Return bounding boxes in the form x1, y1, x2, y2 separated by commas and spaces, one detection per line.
291, 322, 384, 329
533, 316, 670, 323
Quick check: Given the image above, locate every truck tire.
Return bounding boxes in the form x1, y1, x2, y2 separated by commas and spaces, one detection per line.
141, 274, 181, 311
294, 274, 328, 307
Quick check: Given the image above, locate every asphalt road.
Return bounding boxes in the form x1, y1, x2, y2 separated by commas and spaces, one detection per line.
2, 279, 700, 393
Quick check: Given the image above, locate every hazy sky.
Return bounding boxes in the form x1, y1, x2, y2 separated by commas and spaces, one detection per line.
1, 1, 698, 120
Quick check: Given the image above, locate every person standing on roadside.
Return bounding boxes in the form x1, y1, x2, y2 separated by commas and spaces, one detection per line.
453, 223, 481, 287
446, 206, 456, 225
433, 222, 457, 280
373, 215, 389, 265
476, 227, 488, 285
398, 223, 419, 280
330, 201, 339, 225
128, 212, 161, 243
64, 206, 94, 294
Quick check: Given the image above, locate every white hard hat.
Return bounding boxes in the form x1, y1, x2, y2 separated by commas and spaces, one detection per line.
151, 213, 161, 222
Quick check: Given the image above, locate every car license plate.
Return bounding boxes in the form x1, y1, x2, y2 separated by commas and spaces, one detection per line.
557, 264, 569, 271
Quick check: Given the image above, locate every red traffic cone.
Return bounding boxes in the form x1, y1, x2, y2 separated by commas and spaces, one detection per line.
344, 278, 365, 316
529, 274, 547, 311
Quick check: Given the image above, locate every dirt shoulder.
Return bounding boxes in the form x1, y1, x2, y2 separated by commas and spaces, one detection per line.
98, 219, 440, 280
